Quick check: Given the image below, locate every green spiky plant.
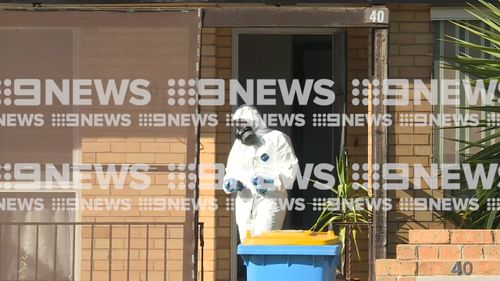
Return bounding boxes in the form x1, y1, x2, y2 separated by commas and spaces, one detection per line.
310, 154, 371, 260
443, 0, 500, 229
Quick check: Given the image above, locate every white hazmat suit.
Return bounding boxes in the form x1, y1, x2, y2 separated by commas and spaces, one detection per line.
223, 105, 299, 241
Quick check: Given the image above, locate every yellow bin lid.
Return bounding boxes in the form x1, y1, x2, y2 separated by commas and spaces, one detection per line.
242, 230, 340, 246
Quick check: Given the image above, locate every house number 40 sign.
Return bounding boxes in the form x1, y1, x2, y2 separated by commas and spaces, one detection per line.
451, 261, 473, 276
365, 8, 389, 24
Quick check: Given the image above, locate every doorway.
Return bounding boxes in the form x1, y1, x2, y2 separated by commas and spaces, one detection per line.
231, 28, 346, 280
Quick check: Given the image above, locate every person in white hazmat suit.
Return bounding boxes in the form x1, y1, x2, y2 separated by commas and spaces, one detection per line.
223, 105, 299, 241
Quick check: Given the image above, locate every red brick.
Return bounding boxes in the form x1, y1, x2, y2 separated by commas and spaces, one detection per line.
397, 245, 417, 260
494, 230, 500, 244
418, 261, 454, 275
391, 56, 414, 66
414, 34, 433, 44
376, 260, 417, 276
390, 11, 415, 22
111, 142, 140, 152
450, 230, 494, 244
415, 12, 430, 22
414, 145, 432, 156
399, 23, 430, 33
418, 246, 439, 259
483, 245, 500, 259
408, 230, 450, 244
462, 245, 484, 259
396, 4, 429, 11
439, 245, 461, 260
390, 34, 414, 44
475, 261, 500, 274
82, 142, 111, 153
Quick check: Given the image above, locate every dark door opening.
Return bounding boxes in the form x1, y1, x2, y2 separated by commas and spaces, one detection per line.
237, 32, 346, 229
235, 31, 346, 280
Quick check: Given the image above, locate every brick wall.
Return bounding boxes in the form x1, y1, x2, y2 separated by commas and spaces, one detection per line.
346, 27, 371, 281
376, 229, 500, 280
386, 4, 447, 257
198, 27, 232, 281
346, 27, 370, 164
212, 27, 233, 281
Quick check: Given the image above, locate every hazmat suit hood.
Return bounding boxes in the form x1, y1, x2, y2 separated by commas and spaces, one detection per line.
232, 105, 271, 136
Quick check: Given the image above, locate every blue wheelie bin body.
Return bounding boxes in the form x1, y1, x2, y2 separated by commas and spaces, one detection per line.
237, 230, 341, 281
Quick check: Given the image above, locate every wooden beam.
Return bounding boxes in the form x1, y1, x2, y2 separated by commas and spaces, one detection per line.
370, 27, 388, 270
203, 6, 389, 27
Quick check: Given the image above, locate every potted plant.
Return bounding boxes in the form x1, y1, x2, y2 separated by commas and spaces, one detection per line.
310, 153, 372, 276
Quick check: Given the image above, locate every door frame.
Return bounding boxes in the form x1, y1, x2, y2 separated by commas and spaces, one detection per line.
230, 27, 344, 281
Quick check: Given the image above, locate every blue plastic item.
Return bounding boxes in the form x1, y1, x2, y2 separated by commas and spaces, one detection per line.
223, 178, 245, 193
238, 244, 341, 281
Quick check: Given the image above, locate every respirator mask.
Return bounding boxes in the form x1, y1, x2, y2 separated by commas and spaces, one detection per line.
235, 121, 258, 146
